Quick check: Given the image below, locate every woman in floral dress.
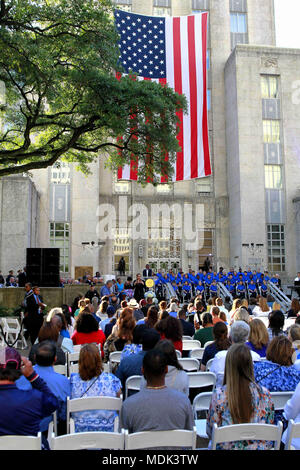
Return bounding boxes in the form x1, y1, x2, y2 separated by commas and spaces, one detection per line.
70, 343, 122, 433
206, 343, 275, 450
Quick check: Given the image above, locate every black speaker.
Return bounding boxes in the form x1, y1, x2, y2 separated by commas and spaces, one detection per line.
26, 248, 60, 287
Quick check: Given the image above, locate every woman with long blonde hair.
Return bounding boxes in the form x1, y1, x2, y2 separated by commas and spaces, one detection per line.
206, 343, 275, 450
246, 318, 269, 357
252, 296, 272, 317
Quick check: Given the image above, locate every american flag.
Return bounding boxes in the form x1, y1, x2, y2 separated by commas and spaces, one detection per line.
115, 9, 211, 182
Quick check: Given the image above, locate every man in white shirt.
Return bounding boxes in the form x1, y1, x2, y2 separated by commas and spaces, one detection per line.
210, 321, 261, 387
216, 298, 230, 322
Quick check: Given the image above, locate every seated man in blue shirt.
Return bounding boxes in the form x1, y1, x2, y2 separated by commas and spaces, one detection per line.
17, 341, 70, 438
115, 326, 160, 391
0, 347, 58, 440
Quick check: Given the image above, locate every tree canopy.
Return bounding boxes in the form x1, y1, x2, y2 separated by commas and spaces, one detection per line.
0, 0, 186, 183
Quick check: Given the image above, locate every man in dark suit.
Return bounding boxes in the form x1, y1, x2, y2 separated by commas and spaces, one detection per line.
23, 284, 46, 345
143, 264, 153, 278
178, 308, 195, 337
18, 267, 27, 287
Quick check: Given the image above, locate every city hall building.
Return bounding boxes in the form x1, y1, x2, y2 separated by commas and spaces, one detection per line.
1, 0, 300, 282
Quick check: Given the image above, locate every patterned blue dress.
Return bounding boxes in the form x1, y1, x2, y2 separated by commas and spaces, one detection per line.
254, 360, 300, 426
70, 372, 122, 432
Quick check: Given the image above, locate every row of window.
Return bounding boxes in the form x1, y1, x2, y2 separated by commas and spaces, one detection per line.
261, 77, 286, 272
114, 0, 248, 37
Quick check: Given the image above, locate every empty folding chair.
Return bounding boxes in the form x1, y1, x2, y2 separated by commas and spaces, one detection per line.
189, 348, 205, 360
178, 358, 200, 372
192, 392, 213, 439
67, 351, 80, 376
109, 351, 122, 373
0, 433, 41, 450
211, 421, 283, 450
175, 350, 182, 358
270, 391, 294, 411
205, 358, 214, 371
68, 362, 79, 375
50, 430, 125, 450
53, 364, 68, 376
284, 420, 300, 450
182, 340, 202, 353
125, 376, 142, 399
188, 372, 216, 395
124, 427, 197, 450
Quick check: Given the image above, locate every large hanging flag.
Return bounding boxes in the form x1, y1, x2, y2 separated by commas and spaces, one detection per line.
115, 9, 211, 182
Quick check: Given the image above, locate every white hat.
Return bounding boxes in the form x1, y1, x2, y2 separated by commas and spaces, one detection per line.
128, 298, 139, 308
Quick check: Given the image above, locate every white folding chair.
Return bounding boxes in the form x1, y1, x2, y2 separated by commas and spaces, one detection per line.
203, 341, 214, 349
178, 358, 200, 372
67, 396, 123, 433
188, 372, 216, 394
175, 349, 182, 358
189, 348, 205, 360
192, 392, 213, 439
50, 430, 125, 450
67, 351, 80, 376
205, 358, 214, 371
125, 376, 142, 399
0, 433, 41, 450
211, 421, 283, 450
182, 339, 202, 352
0, 317, 27, 349
53, 364, 67, 376
270, 392, 294, 411
109, 351, 122, 373
284, 420, 300, 450
182, 336, 193, 340
124, 427, 197, 450
69, 362, 79, 375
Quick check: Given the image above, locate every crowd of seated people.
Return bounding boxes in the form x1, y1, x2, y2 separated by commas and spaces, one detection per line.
2, 272, 300, 452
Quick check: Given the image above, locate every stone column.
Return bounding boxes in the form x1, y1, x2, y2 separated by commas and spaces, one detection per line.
294, 197, 300, 271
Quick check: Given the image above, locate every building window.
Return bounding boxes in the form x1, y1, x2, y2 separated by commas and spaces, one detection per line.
148, 227, 181, 272
267, 224, 285, 272
114, 180, 130, 194
198, 229, 214, 270
263, 120, 281, 144
49, 222, 70, 273
196, 177, 212, 194
112, 0, 132, 12
207, 89, 211, 111
50, 161, 71, 184
261, 76, 279, 99
265, 165, 283, 190
153, 6, 171, 16
156, 183, 172, 193
230, 12, 247, 33
113, 228, 130, 273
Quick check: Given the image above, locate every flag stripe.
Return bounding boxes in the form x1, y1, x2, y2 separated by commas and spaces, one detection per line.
180, 16, 192, 181
202, 12, 211, 176
172, 17, 184, 182
188, 15, 198, 179
195, 13, 205, 178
